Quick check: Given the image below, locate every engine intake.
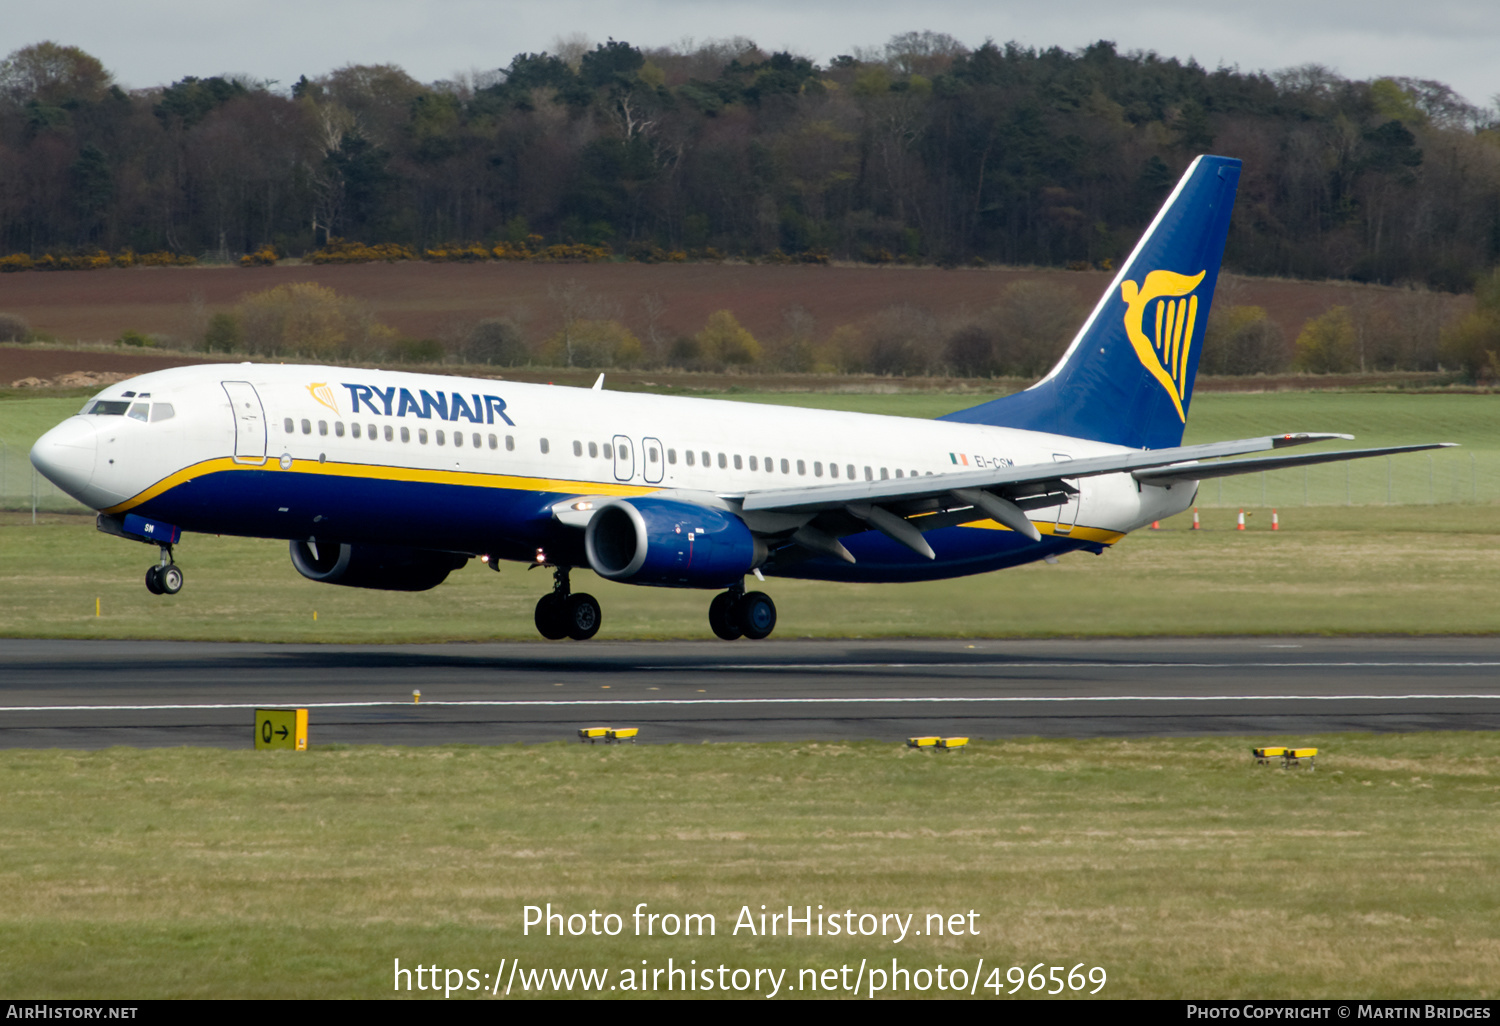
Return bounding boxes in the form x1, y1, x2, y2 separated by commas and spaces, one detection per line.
584, 498, 765, 588
289, 540, 468, 591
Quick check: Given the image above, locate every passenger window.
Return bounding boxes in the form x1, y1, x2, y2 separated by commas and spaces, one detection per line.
864, 466, 873, 481
830, 463, 838, 478
385, 425, 394, 441
505, 435, 514, 451
127, 403, 149, 422
588, 441, 598, 458
733, 454, 742, 470
284, 418, 294, 433
895, 469, 903, 478
797, 460, 806, 476
334, 421, 345, 437
302, 419, 312, 435
318, 421, 328, 436
604, 443, 614, 459
749, 456, 758, 471
667, 448, 677, 464
488, 434, 497, 449
814, 461, 823, 477
540, 438, 549, 454
150, 404, 175, 423
453, 431, 462, 447
473, 433, 481, 448
718, 453, 727, 469
419, 429, 429, 444
440, 430, 448, 445
780, 458, 789, 474
400, 427, 410, 443
686, 450, 695, 467
881, 468, 889, 480
701, 451, 710, 467
351, 423, 361, 439
847, 464, 856, 479
649, 446, 659, 463
767, 457, 775, 472
619, 442, 630, 460
573, 440, 583, 457
368, 423, 376, 439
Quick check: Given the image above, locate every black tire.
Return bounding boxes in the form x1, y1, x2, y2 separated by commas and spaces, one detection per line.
563, 593, 601, 641
159, 565, 184, 595
144, 566, 164, 595
534, 593, 568, 640
735, 591, 777, 640
708, 591, 742, 640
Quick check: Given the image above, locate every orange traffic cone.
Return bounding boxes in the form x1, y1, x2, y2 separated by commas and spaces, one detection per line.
1150, 520, 1160, 530
1271, 509, 1280, 531
1191, 507, 1200, 530
1236, 509, 1246, 531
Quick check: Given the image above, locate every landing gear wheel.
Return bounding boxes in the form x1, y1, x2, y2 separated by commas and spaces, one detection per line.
735, 591, 776, 640
158, 565, 183, 595
709, 591, 743, 640
534, 593, 568, 640
563, 593, 601, 641
144, 566, 164, 595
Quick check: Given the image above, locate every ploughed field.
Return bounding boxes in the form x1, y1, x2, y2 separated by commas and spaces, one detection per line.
0, 260, 1469, 351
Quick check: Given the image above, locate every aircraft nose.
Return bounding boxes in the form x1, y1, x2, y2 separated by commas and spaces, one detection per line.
30, 417, 98, 501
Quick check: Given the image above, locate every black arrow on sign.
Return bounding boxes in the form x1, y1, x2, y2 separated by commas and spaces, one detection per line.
276, 726, 288, 739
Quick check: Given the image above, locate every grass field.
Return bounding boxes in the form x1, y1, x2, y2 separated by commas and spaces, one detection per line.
2, 505, 1499, 640
2, 735, 1498, 998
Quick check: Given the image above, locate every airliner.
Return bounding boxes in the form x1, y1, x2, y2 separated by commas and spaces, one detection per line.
29, 156, 1449, 641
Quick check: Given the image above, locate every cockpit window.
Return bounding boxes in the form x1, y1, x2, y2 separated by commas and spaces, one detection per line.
85, 400, 132, 416
150, 403, 175, 422
127, 403, 150, 422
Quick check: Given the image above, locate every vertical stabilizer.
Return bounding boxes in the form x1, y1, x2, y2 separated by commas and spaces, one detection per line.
940, 155, 1241, 450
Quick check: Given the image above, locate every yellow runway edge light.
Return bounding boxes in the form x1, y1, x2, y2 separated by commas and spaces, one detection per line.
579, 727, 610, 743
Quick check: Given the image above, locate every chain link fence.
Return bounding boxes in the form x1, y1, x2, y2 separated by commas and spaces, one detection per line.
0, 441, 91, 515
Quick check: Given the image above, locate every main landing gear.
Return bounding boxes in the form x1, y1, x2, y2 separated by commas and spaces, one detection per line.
143, 545, 182, 596
530, 571, 777, 642
534, 566, 601, 641
708, 583, 777, 641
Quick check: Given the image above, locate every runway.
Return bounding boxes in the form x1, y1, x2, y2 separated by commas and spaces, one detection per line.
3, 636, 1499, 748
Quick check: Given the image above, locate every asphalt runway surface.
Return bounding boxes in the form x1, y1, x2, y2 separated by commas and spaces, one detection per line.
3, 636, 1500, 749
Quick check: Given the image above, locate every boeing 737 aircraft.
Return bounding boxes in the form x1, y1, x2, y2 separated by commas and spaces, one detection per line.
30, 156, 1449, 640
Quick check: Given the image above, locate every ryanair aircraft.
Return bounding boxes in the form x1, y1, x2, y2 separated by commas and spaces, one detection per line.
30, 156, 1448, 640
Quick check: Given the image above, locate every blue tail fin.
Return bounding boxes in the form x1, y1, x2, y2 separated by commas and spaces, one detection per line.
940, 155, 1241, 450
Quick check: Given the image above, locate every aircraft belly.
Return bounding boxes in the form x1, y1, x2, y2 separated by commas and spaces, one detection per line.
134, 468, 562, 555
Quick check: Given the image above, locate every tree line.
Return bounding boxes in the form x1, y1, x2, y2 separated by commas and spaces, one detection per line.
1, 34, 1498, 293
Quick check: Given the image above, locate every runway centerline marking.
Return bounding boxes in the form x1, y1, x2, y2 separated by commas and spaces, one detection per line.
6, 694, 1500, 713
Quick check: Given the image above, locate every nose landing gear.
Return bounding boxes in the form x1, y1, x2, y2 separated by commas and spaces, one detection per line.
534, 566, 601, 641
144, 545, 182, 595
709, 583, 776, 640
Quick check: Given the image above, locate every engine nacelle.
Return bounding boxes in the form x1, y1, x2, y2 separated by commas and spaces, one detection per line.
584, 498, 765, 588
289, 540, 468, 591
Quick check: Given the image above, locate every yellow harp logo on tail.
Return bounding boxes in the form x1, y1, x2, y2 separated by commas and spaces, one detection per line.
1120, 269, 1206, 422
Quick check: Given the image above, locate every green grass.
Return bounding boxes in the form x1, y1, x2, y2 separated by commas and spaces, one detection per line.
2, 736, 1498, 998
4, 505, 1500, 641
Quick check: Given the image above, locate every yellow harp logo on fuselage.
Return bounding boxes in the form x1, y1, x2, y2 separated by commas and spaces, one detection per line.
307, 382, 340, 415
1120, 269, 1205, 422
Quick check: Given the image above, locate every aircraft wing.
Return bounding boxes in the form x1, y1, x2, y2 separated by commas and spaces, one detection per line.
728, 434, 1454, 562
737, 432, 1354, 514
1131, 443, 1456, 485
